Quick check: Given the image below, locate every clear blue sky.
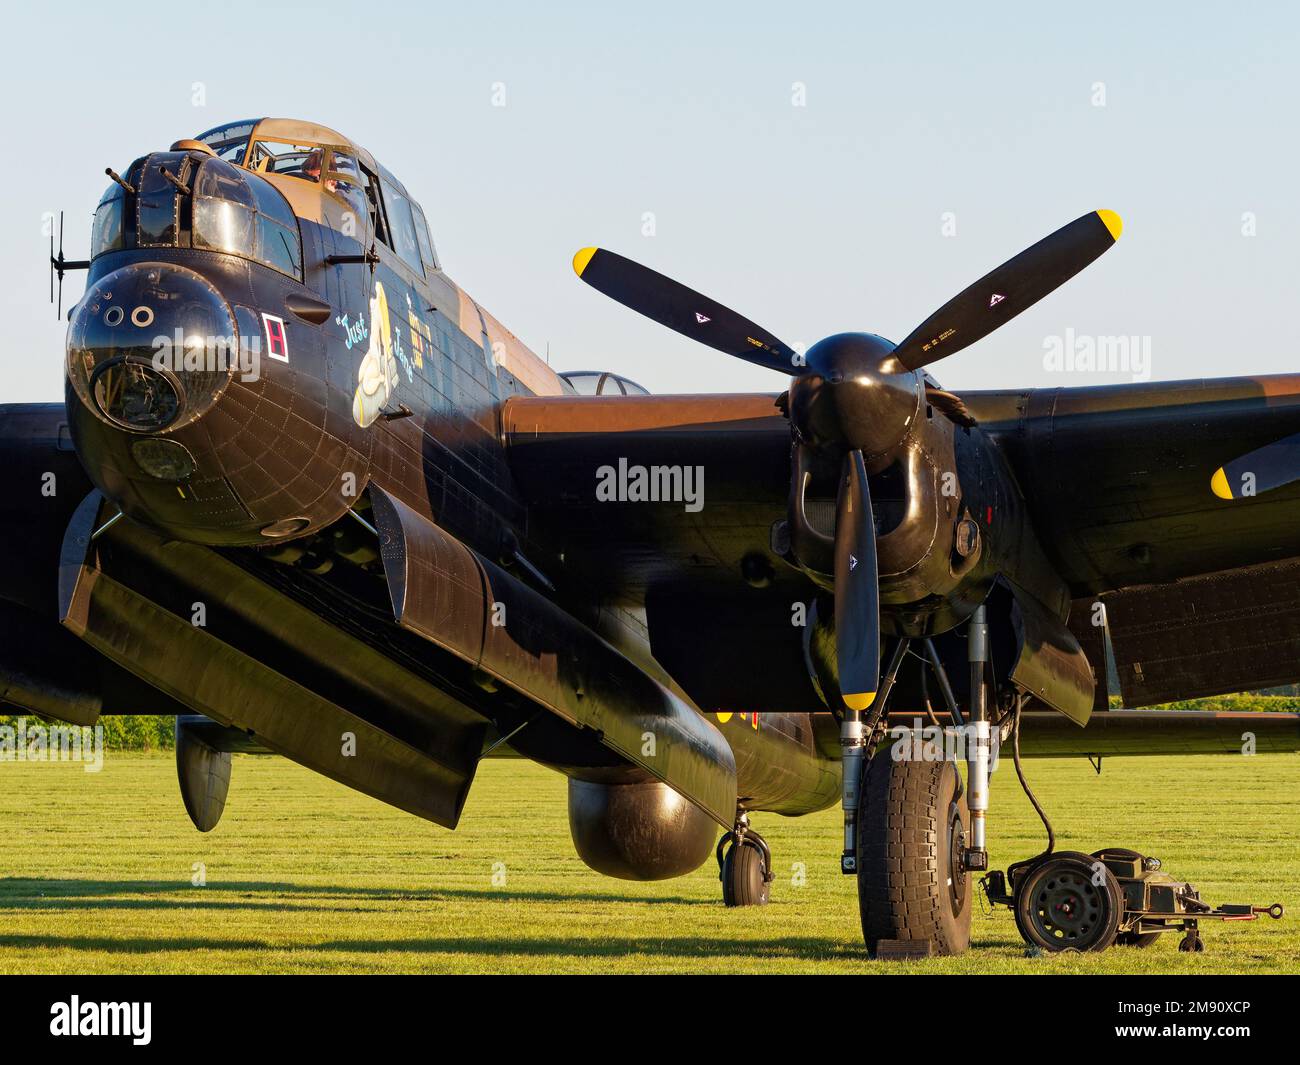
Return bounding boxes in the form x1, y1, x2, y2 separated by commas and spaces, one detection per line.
4, 0, 1297, 400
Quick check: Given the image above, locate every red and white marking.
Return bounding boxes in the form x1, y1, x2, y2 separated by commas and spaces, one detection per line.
262, 313, 289, 362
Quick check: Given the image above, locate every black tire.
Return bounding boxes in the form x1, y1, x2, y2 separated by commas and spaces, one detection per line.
722, 841, 770, 907
1178, 934, 1205, 954
1115, 930, 1162, 949
1014, 851, 1123, 952
857, 753, 971, 957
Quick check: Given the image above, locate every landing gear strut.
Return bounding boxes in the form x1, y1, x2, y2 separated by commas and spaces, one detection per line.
717, 811, 773, 907
962, 605, 991, 874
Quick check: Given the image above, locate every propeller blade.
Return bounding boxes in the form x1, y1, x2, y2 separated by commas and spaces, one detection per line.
890, 209, 1123, 372
834, 450, 880, 711
1211, 433, 1300, 500
572, 247, 801, 374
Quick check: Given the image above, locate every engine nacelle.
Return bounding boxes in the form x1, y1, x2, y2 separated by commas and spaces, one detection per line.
567, 778, 716, 881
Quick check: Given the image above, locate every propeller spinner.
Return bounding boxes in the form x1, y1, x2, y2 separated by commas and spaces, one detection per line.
572, 209, 1122, 708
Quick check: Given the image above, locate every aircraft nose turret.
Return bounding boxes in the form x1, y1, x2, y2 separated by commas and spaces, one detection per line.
64, 255, 368, 548
66, 262, 239, 438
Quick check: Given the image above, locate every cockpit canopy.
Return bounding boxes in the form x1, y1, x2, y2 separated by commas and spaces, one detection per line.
88, 119, 445, 294
193, 118, 440, 277
195, 120, 258, 162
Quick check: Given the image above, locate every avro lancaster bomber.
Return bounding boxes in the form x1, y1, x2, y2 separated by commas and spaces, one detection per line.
3, 118, 1295, 956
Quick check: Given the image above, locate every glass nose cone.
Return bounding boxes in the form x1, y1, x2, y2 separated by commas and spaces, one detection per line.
66, 262, 238, 434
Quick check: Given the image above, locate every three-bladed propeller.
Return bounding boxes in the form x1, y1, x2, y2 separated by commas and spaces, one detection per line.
573, 209, 1122, 709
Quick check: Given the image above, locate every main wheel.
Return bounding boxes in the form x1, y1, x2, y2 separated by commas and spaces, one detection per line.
721, 840, 771, 907
1014, 851, 1124, 952
857, 753, 972, 957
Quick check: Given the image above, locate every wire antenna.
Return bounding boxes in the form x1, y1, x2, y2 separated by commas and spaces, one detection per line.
49, 209, 90, 320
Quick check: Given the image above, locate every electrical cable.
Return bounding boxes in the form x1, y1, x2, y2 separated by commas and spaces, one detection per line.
1006, 696, 1055, 885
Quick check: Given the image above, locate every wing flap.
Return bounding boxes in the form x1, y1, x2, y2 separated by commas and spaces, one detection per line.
1098, 555, 1300, 707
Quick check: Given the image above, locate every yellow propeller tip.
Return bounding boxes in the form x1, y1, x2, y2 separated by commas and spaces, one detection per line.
1096, 209, 1123, 242
843, 692, 876, 712
1210, 467, 1233, 500
572, 246, 598, 277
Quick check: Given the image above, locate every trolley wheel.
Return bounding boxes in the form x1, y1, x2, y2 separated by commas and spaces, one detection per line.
1178, 932, 1205, 953
857, 752, 971, 957
721, 840, 770, 907
1013, 851, 1124, 953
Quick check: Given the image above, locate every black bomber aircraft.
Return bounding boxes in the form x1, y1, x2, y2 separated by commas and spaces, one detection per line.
3, 118, 1295, 957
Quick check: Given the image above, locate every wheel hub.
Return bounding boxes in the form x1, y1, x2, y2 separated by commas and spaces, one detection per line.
947, 804, 968, 917
1031, 870, 1104, 945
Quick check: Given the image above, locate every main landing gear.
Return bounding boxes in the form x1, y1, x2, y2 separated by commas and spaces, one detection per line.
840, 613, 986, 957
718, 810, 774, 907
841, 604, 1284, 958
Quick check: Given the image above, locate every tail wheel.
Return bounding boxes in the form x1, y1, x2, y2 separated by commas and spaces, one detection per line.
857, 753, 972, 957
721, 840, 771, 907
1014, 851, 1123, 952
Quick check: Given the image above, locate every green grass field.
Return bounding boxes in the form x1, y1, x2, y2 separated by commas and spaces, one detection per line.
0, 751, 1295, 973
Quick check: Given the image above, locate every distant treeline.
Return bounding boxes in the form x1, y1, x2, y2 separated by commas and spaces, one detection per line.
5, 692, 1300, 753
1109, 694, 1300, 713
0, 714, 174, 751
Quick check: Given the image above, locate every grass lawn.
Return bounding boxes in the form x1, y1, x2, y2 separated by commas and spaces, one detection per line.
0, 751, 1295, 974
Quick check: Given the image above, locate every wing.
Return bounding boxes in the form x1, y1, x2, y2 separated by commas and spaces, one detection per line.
502, 392, 830, 715
970, 374, 1300, 706
503, 392, 793, 595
